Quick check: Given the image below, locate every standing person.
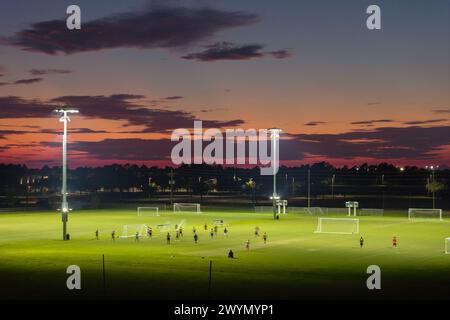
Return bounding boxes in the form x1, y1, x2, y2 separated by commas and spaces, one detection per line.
176, 230, 180, 240
210, 229, 214, 239
214, 225, 218, 235
228, 250, 234, 258
204, 223, 208, 231
166, 232, 171, 244
179, 227, 183, 237
193, 226, 196, 234
135, 231, 140, 242
111, 230, 116, 241
254, 226, 260, 237
194, 232, 198, 244
263, 232, 267, 244
360, 236, 364, 248
392, 236, 397, 248
147, 227, 152, 238
245, 240, 250, 251
95, 229, 99, 240
224, 227, 228, 237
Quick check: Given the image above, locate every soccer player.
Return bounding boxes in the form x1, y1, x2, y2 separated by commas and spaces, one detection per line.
263, 232, 267, 244
166, 232, 171, 244
111, 230, 116, 241
95, 229, 99, 240
210, 229, 214, 239
392, 236, 397, 248
147, 227, 152, 238
204, 223, 208, 231
245, 240, 250, 251
194, 233, 198, 244
254, 226, 260, 237
176, 230, 180, 240
214, 225, 218, 235
135, 232, 140, 242
224, 227, 228, 237
228, 250, 234, 258
360, 236, 364, 248
179, 227, 183, 237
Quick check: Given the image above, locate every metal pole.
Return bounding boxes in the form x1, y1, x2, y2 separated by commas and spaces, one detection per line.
170, 168, 174, 205
307, 167, 311, 208
102, 254, 106, 292
208, 260, 212, 299
62, 112, 68, 240
272, 133, 277, 220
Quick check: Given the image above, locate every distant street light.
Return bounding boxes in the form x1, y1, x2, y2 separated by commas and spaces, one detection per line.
55, 107, 79, 241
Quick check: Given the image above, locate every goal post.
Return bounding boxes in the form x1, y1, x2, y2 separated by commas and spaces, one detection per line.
408, 208, 443, 221
173, 203, 201, 213
120, 224, 148, 238
315, 218, 359, 234
137, 207, 159, 216
445, 238, 450, 254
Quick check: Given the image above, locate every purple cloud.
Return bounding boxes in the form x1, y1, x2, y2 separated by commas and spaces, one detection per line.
5, 6, 259, 55
14, 78, 43, 85
29, 69, 72, 76
182, 42, 291, 62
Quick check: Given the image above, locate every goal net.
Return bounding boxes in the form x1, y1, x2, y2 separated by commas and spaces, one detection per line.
137, 207, 159, 216
173, 203, 201, 213
408, 208, 443, 221
315, 218, 359, 234
120, 224, 148, 238
358, 208, 384, 216
445, 238, 450, 254
304, 207, 329, 215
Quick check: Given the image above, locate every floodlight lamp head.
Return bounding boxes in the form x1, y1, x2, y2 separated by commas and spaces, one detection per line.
55, 107, 79, 114
268, 128, 282, 138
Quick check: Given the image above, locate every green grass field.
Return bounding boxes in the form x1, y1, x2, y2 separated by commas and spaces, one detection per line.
0, 209, 449, 300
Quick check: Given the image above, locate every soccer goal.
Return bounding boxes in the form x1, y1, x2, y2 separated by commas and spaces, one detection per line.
173, 203, 201, 213
408, 208, 443, 221
137, 207, 159, 216
315, 218, 359, 234
120, 224, 148, 238
445, 238, 450, 254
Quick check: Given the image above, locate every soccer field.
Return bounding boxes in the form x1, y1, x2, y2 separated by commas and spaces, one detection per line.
0, 209, 449, 300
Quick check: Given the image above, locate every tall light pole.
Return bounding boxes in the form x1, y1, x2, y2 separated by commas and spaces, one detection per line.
307, 166, 311, 208
269, 128, 281, 219
56, 107, 79, 241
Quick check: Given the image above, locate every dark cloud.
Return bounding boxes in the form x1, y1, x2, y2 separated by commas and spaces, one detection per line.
5, 6, 259, 55
0, 96, 54, 118
433, 108, 450, 114
42, 138, 173, 161
164, 96, 183, 100
0, 94, 244, 132
14, 78, 43, 85
182, 42, 265, 61
0, 82, 8, 86
269, 50, 291, 59
38, 128, 109, 134
305, 121, 326, 126
403, 119, 447, 125
29, 69, 72, 76
288, 126, 450, 160
52, 94, 244, 132
182, 42, 291, 62
351, 119, 394, 125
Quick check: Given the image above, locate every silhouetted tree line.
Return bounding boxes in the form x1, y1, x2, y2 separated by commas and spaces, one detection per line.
0, 162, 448, 209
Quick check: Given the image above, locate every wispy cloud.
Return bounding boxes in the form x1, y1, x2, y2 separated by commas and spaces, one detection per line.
29, 69, 72, 76
182, 42, 291, 62
14, 78, 43, 85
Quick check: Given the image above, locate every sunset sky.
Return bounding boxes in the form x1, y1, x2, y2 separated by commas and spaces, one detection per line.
0, 0, 449, 168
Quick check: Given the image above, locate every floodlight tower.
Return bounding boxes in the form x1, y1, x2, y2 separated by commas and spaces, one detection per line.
55, 107, 79, 241
268, 128, 282, 219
